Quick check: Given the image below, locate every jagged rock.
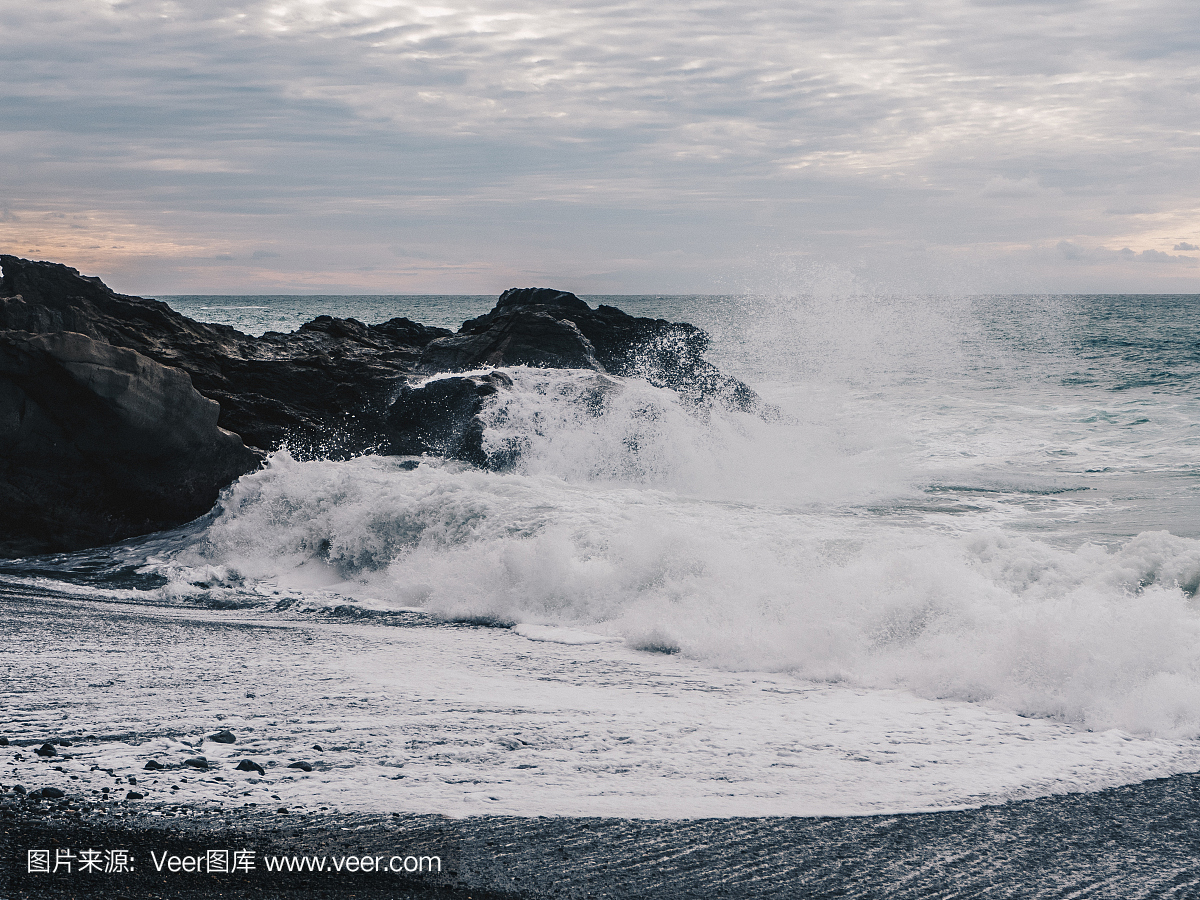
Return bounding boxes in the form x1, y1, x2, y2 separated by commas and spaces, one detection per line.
384, 370, 513, 465
207, 729, 236, 744
0, 330, 261, 556
420, 294, 603, 372
1, 257, 766, 551
0, 255, 451, 457
418, 287, 762, 412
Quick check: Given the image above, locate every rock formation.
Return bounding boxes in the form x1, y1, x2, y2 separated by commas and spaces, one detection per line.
0, 256, 762, 556
0, 255, 452, 456
0, 330, 260, 556
419, 287, 762, 411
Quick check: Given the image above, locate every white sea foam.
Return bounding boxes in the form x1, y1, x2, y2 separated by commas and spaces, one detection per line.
161, 359, 1200, 740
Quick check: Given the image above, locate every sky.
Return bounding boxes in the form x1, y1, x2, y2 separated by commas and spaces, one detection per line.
2, 0, 1199, 295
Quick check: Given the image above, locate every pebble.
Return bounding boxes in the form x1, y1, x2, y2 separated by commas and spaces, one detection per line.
126, 791, 144, 800
287, 761, 314, 772
31, 787, 65, 799
184, 757, 209, 770
144, 760, 165, 770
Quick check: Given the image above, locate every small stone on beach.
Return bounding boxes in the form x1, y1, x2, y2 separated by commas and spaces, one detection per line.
30, 787, 65, 799
144, 760, 165, 770
184, 757, 209, 770
287, 761, 313, 772
35, 743, 56, 757
126, 791, 144, 800
208, 729, 236, 744
235, 760, 266, 775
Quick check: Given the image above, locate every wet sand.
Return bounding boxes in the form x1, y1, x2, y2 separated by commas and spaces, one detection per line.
4, 581, 1200, 897
4, 773, 1200, 898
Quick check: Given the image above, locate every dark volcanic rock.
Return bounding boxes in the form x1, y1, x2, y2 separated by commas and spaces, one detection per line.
143, 760, 164, 770
287, 761, 314, 771
0, 255, 451, 457
29, 786, 65, 800
183, 756, 209, 770
418, 286, 762, 412
384, 370, 513, 465
207, 729, 236, 744
235, 759, 265, 775
0, 330, 261, 556
420, 291, 603, 372
0, 256, 449, 556
1, 257, 764, 552
34, 743, 55, 757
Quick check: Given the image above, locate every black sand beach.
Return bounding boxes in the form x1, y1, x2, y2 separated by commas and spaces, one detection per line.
5, 772, 1200, 899
5, 570, 1200, 898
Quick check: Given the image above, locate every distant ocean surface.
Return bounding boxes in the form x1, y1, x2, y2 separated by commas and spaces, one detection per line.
7, 290, 1200, 818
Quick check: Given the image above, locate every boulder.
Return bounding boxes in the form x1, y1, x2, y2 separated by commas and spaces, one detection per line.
384, 371, 513, 466
0, 331, 261, 556
418, 287, 763, 412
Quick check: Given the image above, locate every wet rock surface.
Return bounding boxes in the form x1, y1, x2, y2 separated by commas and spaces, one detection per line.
419, 287, 763, 413
0, 330, 261, 556
0, 258, 761, 556
0, 255, 451, 460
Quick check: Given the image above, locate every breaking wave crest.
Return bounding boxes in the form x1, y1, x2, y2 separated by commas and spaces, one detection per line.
154, 366, 1200, 740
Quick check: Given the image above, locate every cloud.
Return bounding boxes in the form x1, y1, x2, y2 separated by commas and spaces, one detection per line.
1057, 240, 1085, 261
3, 0, 1200, 292
1175, 242, 1198, 251
1055, 241, 1197, 266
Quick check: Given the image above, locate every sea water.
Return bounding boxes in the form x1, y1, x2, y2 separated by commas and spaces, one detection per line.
6, 290, 1200, 816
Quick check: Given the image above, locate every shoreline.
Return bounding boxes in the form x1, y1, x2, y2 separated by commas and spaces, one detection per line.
5, 772, 1200, 898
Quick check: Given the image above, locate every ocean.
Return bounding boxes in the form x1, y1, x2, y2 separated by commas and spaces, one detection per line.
5, 291, 1200, 821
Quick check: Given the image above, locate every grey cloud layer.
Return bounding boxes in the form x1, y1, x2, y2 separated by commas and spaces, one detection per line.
2, 0, 1198, 291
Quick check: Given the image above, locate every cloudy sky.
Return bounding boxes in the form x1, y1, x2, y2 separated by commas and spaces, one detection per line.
2, 0, 1199, 294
